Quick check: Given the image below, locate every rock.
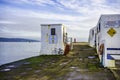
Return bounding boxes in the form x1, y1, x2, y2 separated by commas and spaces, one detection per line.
70, 66, 78, 70
20, 72, 27, 76
88, 56, 95, 59
24, 62, 30, 65
76, 69, 88, 72
34, 70, 41, 73
26, 68, 32, 70
7, 65, 16, 68
0, 68, 11, 72
60, 62, 68, 66
80, 58, 83, 61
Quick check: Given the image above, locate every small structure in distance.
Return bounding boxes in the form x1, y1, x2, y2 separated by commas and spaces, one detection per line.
40, 24, 68, 55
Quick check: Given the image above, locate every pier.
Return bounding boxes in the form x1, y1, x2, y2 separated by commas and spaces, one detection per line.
1, 42, 120, 80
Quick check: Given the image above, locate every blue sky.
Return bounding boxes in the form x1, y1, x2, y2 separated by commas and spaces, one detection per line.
0, 0, 120, 41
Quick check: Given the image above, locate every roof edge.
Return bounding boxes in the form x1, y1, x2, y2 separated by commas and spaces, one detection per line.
41, 24, 63, 26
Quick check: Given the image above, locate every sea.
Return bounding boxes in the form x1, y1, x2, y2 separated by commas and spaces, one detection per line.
0, 42, 41, 65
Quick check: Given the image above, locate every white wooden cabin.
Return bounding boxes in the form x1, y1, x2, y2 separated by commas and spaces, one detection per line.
95, 14, 120, 67
40, 24, 67, 55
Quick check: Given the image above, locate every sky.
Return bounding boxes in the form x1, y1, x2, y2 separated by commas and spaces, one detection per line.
0, 0, 120, 42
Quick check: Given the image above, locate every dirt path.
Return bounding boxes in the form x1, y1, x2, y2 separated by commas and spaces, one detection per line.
0, 42, 116, 80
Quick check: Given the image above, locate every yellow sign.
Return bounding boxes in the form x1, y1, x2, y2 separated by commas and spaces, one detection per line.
107, 28, 116, 37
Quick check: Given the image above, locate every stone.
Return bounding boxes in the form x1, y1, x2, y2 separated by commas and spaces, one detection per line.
24, 62, 30, 65
20, 72, 27, 76
7, 65, 16, 68
88, 56, 95, 59
60, 62, 68, 66
0, 68, 11, 72
34, 70, 41, 73
26, 68, 32, 70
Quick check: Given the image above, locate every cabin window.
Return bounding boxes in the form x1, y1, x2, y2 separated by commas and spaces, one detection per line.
98, 23, 101, 32
92, 30, 94, 36
97, 27, 98, 33
118, 20, 120, 26
51, 28, 56, 35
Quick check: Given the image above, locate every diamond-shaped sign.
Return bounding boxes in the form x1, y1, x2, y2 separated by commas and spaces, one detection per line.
107, 28, 116, 37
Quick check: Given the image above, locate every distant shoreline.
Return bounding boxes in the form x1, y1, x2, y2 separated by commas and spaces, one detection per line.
0, 37, 40, 42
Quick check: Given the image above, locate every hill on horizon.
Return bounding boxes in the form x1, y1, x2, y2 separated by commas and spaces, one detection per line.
0, 37, 40, 42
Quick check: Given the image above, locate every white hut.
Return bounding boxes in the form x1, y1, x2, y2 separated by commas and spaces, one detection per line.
88, 27, 97, 47
91, 14, 120, 67
40, 24, 67, 55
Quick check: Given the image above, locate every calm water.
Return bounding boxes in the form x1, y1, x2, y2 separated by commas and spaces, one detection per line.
0, 42, 41, 65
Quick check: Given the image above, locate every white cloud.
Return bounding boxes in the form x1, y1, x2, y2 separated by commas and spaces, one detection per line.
0, 20, 17, 24
58, 0, 120, 15
1, 0, 120, 41
3, 6, 89, 22
3, 0, 57, 6
90, 0, 106, 4
0, 27, 40, 38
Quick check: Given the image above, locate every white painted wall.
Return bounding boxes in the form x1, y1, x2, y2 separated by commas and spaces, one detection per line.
89, 27, 96, 47
96, 14, 120, 67
40, 24, 66, 55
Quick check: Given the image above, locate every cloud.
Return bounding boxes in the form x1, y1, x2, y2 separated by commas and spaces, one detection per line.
2, 0, 120, 15
57, 0, 120, 15
0, 26, 40, 39
0, 20, 17, 24
90, 0, 106, 4
1, 5, 90, 22
1, 0, 59, 8
0, 0, 120, 41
